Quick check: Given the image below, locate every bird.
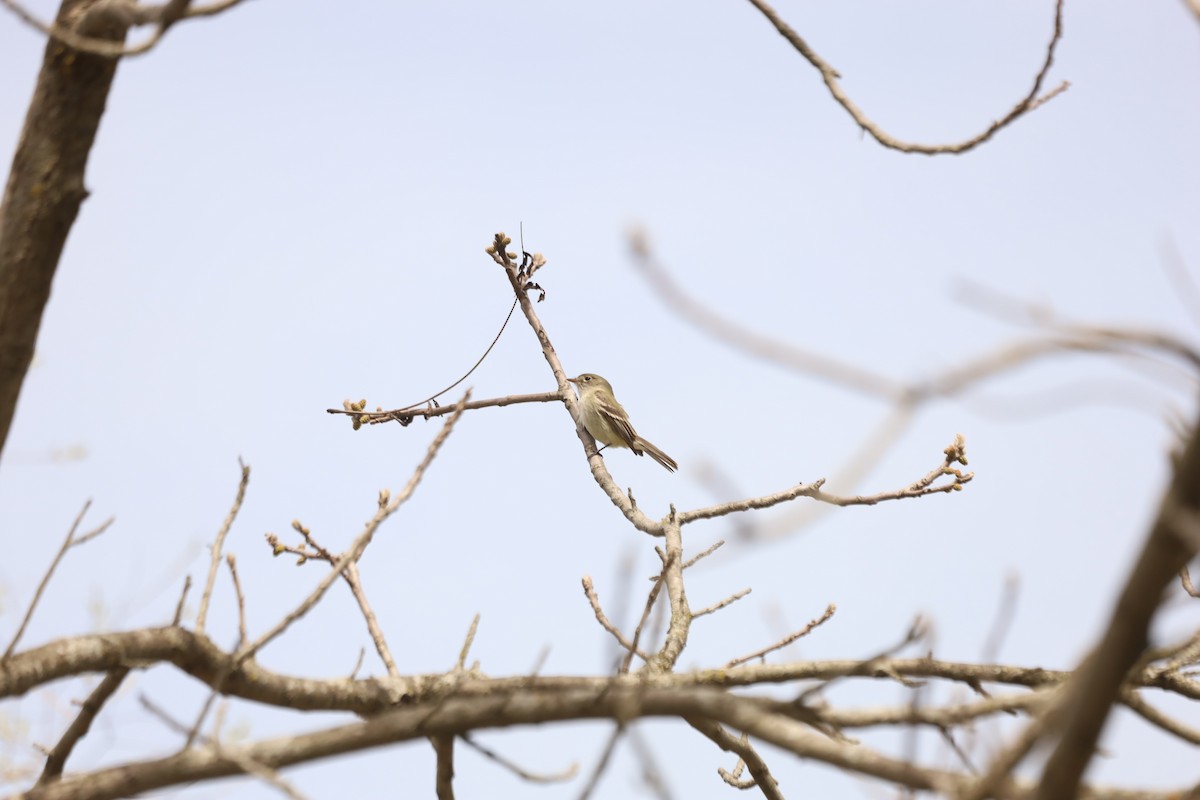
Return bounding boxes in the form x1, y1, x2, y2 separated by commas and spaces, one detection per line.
568, 373, 677, 473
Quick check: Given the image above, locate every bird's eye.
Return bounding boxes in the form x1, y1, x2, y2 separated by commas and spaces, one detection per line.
583, 376, 591, 382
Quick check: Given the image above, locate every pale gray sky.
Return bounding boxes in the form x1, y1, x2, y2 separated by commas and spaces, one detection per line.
2, 1, 1198, 797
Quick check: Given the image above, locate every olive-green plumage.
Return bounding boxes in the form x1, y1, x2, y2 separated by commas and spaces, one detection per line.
568, 373, 677, 473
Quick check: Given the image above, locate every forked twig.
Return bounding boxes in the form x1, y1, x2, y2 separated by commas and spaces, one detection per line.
240, 392, 470, 663
5, 501, 114, 659
196, 460, 249, 635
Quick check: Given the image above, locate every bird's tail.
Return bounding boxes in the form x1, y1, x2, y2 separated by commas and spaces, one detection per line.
634, 436, 678, 473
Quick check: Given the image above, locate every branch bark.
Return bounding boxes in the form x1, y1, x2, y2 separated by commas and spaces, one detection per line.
0, 0, 129, 460
1035, 407, 1200, 798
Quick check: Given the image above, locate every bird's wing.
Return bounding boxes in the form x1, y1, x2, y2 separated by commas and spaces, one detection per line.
596, 396, 641, 451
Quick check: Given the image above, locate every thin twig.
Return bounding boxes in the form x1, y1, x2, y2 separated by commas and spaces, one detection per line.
265, 528, 401, 675
1120, 688, 1200, 745
689, 720, 784, 800
225, 555, 247, 648
957, 693, 1063, 800
239, 392, 470, 663
171, 576, 192, 626
37, 669, 130, 785
180, 397, 468, 750
343, 562, 398, 676
1152, 625, 1200, 676
461, 734, 578, 783
196, 460, 250, 635
625, 725, 674, 800
5, 501, 113, 659
726, 604, 836, 668
693, 588, 752, 619
623, 556, 673, 674
937, 726, 978, 776
577, 724, 624, 800
456, 614, 481, 671
267, 525, 400, 674
682, 539, 725, 570
583, 577, 650, 663
346, 648, 366, 680
140, 695, 310, 800
796, 617, 928, 703
1182, 565, 1199, 598
328, 391, 559, 426
675, 460, 971, 525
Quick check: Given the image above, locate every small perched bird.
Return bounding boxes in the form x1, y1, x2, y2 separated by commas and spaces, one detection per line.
568, 373, 677, 473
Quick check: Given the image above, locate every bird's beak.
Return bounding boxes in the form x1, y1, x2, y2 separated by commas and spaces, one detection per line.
567, 377, 578, 385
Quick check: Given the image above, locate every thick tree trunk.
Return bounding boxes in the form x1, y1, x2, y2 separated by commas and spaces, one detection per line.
0, 0, 128, 460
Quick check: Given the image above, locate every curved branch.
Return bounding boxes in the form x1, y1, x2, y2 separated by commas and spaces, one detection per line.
744, 0, 1068, 155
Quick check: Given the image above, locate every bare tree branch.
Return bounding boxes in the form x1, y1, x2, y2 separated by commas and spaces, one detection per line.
239, 391, 471, 664
432, 735, 455, 800
455, 614, 481, 672
139, 695, 311, 800
678, 435, 970, 525
195, 459, 249, 635
4, 500, 113, 659
0, 0, 130, 458
327, 391, 560, 427
1035, 411, 1200, 798
16, 624, 1200, 711
171, 575, 192, 626
622, 556, 671, 674
487, 237, 666, 538
264, 522, 400, 675
18, 685, 1183, 800
577, 724, 624, 800
693, 588, 752, 620
726, 604, 836, 668
225, 554, 247, 647
345, 562, 398, 676
460, 734, 578, 784
0, 0, 248, 59
645, 520, 691, 673
583, 577, 651, 663
36, 669, 130, 785
1181, 565, 1200, 598
743, 0, 1068, 155
689, 720, 784, 800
